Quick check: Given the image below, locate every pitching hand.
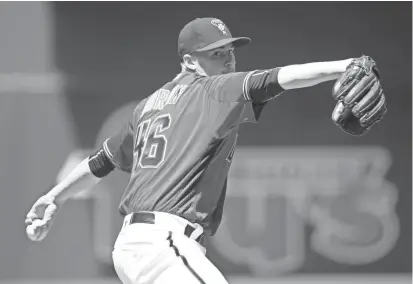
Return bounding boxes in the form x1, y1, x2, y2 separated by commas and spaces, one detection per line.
25, 195, 60, 242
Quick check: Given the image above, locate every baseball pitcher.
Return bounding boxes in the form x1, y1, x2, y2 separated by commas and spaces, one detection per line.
25, 18, 386, 284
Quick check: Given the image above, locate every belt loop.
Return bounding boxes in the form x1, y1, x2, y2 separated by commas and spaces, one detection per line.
189, 223, 204, 241
122, 214, 133, 229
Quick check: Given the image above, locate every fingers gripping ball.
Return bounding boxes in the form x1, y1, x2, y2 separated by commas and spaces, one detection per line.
26, 219, 43, 241
332, 55, 387, 136
25, 195, 59, 242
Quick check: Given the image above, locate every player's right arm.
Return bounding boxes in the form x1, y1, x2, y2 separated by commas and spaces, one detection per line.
45, 148, 116, 206
24, 154, 110, 242
25, 113, 136, 242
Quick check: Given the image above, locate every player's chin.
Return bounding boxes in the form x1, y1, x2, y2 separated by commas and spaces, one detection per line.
222, 66, 236, 74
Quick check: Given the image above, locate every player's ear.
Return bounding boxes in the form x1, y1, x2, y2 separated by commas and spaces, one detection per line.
182, 54, 197, 70
182, 54, 208, 76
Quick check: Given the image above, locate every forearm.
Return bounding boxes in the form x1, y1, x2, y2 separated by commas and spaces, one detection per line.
277, 59, 354, 90
47, 158, 101, 205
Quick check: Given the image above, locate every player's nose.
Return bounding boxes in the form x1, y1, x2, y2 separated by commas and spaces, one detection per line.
225, 51, 236, 66
228, 49, 235, 61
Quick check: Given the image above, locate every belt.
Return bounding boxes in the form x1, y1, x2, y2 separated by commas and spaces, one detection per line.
128, 212, 205, 244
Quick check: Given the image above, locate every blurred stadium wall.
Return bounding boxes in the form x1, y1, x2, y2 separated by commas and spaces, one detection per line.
0, 2, 411, 284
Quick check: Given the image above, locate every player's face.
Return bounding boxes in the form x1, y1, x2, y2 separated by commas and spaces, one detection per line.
193, 44, 236, 76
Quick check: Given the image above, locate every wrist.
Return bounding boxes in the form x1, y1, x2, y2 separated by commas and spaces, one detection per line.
326, 59, 354, 80
344, 58, 355, 69
47, 186, 66, 206
334, 58, 354, 73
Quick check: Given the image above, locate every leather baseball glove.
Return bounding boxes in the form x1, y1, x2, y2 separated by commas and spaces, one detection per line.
332, 55, 387, 136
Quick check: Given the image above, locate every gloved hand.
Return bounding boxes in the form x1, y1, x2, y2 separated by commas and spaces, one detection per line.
332, 55, 387, 135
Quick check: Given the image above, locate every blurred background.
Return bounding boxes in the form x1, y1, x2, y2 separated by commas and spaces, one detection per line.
0, 2, 411, 284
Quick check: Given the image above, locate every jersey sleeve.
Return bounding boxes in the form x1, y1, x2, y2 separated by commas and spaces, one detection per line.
205, 72, 254, 103
205, 68, 285, 103
241, 101, 268, 124
102, 118, 134, 173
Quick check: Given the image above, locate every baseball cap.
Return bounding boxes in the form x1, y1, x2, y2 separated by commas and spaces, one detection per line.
178, 18, 251, 58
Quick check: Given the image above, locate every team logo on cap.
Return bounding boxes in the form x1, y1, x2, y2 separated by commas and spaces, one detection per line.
211, 19, 227, 35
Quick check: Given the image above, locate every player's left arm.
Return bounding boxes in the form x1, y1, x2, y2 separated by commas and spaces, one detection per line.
211, 56, 386, 134
246, 58, 354, 103
207, 58, 353, 103
276, 59, 354, 90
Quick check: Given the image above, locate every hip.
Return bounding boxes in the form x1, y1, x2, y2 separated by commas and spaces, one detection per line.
113, 211, 206, 253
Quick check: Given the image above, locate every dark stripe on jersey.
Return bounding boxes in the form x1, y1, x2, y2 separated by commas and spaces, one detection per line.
167, 232, 206, 284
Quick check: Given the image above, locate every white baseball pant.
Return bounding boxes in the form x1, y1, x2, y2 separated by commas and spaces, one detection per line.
112, 212, 229, 284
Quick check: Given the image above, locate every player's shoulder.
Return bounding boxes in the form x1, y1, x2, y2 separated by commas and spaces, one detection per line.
135, 98, 147, 111
131, 98, 148, 118
199, 72, 249, 94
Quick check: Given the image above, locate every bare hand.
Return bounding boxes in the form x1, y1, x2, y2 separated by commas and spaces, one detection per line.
25, 195, 60, 242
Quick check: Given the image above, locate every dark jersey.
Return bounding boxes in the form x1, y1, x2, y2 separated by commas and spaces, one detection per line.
102, 69, 284, 235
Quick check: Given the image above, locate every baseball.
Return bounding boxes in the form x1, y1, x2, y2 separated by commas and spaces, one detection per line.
26, 219, 43, 241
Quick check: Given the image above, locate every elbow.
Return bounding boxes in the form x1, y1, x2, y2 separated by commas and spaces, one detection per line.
88, 149, 115, 178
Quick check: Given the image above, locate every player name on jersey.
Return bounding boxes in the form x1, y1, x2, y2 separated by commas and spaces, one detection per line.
141, 84, 188, 117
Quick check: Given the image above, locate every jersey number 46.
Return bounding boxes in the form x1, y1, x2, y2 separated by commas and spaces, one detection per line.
134, 114, 171, 170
